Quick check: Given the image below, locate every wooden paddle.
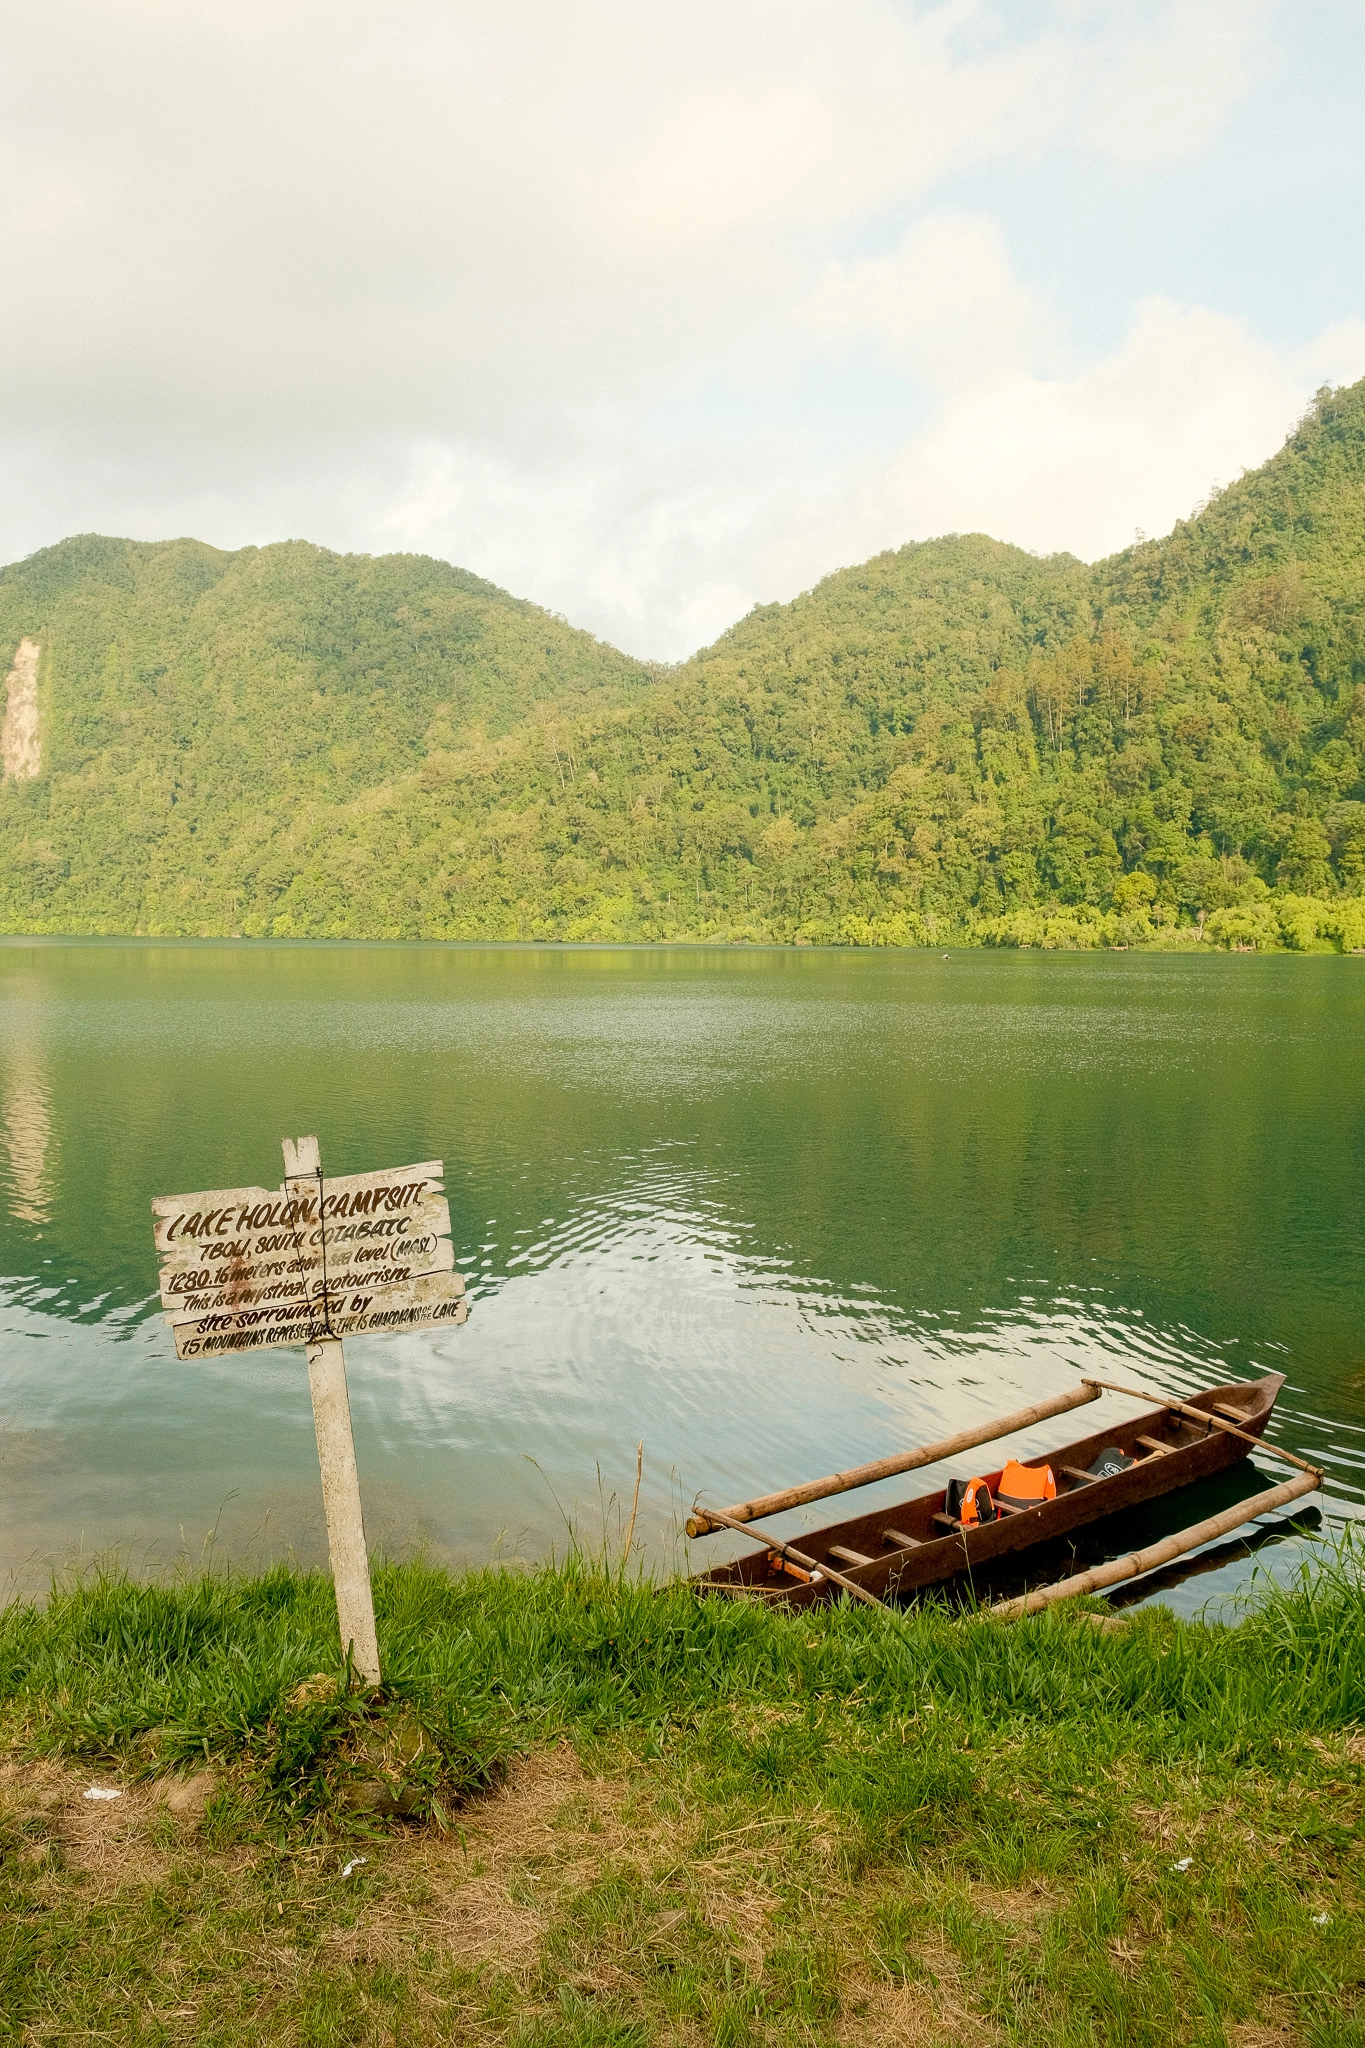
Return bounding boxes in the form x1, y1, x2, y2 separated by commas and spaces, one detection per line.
686, 1383, 1100, 1536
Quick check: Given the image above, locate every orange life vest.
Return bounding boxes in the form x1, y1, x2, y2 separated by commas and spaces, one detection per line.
945, 1475, 996, 1527
995, 1458, 1057, 1512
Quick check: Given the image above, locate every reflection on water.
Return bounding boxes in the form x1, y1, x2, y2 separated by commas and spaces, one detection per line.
0, 939, 1361, 1614
2, 1031, 52, 1227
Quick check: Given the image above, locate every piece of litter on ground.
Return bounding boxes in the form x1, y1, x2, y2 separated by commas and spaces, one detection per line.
83, 1786, 123, 1802
1171, 1857, 1193, 1872
341, 1857, 368, 1879
1312, 1913, 1331, 1926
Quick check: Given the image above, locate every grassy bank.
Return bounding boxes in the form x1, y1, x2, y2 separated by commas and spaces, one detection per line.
2, 1556, 1362, 2046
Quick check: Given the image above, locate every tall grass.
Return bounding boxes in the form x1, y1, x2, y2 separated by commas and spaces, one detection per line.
1, 1539, 1359, 1810
2, 1549, 1361, 2045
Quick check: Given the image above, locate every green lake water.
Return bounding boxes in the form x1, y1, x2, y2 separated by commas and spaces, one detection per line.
0, 940, 1361, 1611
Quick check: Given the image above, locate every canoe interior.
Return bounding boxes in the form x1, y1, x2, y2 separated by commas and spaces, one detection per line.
692, 1373, 1286, 1609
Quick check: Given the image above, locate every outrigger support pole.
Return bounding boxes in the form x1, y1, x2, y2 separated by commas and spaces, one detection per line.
687, 1383, 1101, 1536
989, 1467, 1322, 1620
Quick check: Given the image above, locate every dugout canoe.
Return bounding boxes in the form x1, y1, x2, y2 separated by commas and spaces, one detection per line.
690, 1372, 1288, 1607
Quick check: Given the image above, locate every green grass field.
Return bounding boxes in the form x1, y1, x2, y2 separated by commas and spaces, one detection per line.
1, 1553, 1361, 2046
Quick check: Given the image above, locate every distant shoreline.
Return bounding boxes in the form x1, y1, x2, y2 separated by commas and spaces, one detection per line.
1, 912, 1363, 955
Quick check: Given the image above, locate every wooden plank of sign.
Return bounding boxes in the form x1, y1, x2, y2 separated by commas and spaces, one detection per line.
152, 1182, 277, 1255
154, 1188, 452, 1286
170, 1267, 468, 1360
154, 1165, 454, 1317
152, 1162, 446, 1259
158, 1206, 454, 1321
160, 1235, 457, 1324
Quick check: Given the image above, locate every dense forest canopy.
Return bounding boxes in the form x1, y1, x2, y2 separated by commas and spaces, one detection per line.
2, 378, 1365, 950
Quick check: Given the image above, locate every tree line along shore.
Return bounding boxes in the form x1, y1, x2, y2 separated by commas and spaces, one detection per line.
2, 383, 1365, 951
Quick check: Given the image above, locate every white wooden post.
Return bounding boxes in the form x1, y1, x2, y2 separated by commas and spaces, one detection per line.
283, 1135, 382, 1688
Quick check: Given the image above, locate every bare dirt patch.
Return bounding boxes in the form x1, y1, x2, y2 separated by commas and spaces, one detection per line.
464, 1741, 623, 1871
329, 1741, 635, 1975
1131, 1798, 1206, 1852
727, 1699, 805, 1740
0, 1758, 171, 1888
967, 1878, 1064, 1927
1309, 1730, 1365, 1765
159, 1768, 221, 1820
1229, 2008, 1303, 2048
0, 1755, 68, 1817
699, 1880, 777, 1970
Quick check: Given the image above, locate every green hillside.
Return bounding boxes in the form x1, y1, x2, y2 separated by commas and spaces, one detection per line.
2, 380, 1365, 949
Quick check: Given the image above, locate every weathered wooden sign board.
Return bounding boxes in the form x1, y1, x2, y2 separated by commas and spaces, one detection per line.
153, 1159, 466, 1358
151, 1139, 469, 1687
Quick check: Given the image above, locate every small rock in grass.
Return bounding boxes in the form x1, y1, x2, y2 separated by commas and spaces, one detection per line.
337, 1710, 435, 1816
159, 1771, 221, 1820
338, 1776, 425, 1818
286, 1673, 339, 1709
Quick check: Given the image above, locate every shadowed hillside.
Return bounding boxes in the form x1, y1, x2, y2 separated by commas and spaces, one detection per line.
1, 381, 1364, 948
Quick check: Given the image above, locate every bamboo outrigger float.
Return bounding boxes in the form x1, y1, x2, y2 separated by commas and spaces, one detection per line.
688, 1372, 1320, 1610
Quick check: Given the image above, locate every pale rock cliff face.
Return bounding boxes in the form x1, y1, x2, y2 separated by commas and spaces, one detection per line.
2, 639, 41, 779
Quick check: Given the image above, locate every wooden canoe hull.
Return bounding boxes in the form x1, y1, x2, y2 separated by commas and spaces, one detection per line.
692, 1373, 1286, 1607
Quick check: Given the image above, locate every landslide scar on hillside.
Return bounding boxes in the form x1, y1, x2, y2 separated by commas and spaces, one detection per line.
2, 639, 41, 779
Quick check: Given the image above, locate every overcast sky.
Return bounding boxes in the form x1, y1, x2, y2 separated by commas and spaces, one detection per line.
2, 1, 1363, 658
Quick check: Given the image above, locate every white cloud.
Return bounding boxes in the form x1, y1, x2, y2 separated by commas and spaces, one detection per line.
0, 1, 1278, 437
355, 295, 1365, 655
809, 212, 1058, 389
843, 299, 1365, 570
0, 0, 1347, 659
1067, 0, 1277, 167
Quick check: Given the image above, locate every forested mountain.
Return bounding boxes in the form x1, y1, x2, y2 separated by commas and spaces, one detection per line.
2, 379, 1365, 950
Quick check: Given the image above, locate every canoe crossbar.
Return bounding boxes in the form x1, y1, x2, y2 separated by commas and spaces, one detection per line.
686, 1383, 1101, 1537
1079, 1376, 1317, 1478
697, 1506, 887, 1608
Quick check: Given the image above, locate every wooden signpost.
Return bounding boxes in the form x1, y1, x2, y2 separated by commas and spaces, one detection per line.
152, 1137, 467, 1686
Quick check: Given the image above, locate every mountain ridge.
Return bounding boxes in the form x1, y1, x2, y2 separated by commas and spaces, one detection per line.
1, 378, 1364, 950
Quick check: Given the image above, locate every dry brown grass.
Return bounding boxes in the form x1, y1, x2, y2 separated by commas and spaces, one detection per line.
318, 1740, 1007, 2041
0, 1753, 232, 1913
325, 1740, 634, 1977
1, 1756, 174, 1887
965, 1877, 1064, 1927
840, 1949, 991, 2048
2, 1728, 1355, 2048
1227, 2005, 1304, 2048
